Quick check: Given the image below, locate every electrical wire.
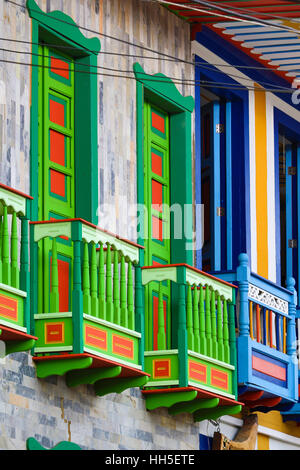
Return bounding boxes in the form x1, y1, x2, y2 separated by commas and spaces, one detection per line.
0, 36, 294, 74
0, 46, 291, 92
2, 0, 298, 90
5, 0, 300, 59
0, 57, 297, 94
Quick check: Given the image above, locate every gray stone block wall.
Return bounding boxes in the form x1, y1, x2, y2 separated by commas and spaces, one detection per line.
0, 352, 200, 450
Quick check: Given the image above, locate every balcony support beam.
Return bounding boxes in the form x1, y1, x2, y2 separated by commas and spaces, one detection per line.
169, 397, 219, 416
144, 390, 198, 411
193, 404, 242, 423
94, 375, 148, 397
66, 365, 122, 388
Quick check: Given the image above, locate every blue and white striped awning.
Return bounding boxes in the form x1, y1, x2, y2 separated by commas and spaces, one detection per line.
212, 20, 300, 82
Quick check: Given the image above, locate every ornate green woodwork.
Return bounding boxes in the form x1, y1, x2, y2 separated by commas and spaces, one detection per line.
35, 356, 93, 379
26, 437, 81, 451
169, 397, 219, 416
0, 184, 36, 355
66, 365, 122, 388
31, 219, 148, 396
193, 405, 242, 423
94, 375, 148, 397
145, 390, 198, 411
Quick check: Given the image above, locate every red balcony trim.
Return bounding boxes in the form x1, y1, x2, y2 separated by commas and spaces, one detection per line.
0, 183, 33, 200
33, 352, 150, 378
0, 324, 38, 341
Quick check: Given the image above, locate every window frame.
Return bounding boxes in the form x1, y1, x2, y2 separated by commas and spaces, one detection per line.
27, 0, 100, 225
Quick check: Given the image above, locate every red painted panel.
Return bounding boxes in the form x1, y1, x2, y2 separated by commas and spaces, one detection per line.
50, 99, 65, 127
252, 355, 286, 381
112, 334, 134, 359
152, 111, 165, 134
50, 169, 66, 198
51, 57, 70, 80
153, 295, 167, 351
45, 322, 64, 343
151, 152, 162, 177
50, 130, 65, 166
152, 179, 163, 212
189, 360, 207, 383
211, 369, 229, 391
0, 294, 18, 322
152, 216, 163, 241
85, 325, 107, 350
153, 359, 171, 379
57, 258, 69, 312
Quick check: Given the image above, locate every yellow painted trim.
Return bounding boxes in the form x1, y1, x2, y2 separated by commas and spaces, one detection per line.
257, 433, 269, 450
257, 411, 300, 439
254, 85, 268, 279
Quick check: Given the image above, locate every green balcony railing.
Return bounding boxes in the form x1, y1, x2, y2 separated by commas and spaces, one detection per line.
141, 264, 242, 421
0, 183, 36, 354
30, 218, 148, 394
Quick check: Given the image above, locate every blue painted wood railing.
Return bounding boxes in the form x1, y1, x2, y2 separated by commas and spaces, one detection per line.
216, 253, 298, 407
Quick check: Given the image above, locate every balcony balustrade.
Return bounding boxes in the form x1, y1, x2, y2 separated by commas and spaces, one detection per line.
216, 254, 298, 411
0, 183, 37, 354
30, 218, 149, 396
141, 263, 243, 422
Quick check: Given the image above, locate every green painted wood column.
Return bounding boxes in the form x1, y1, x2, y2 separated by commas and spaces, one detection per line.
135, 248, 144, 368
21, 208, 30, 334
72, 221, 83, 353
177, 266, 188, 387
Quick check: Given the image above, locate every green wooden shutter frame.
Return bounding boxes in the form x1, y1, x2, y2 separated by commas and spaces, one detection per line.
134, 63, 195, 351
28, 0, 100, 333
27, 0, 100, 225
143, 102, 172, 350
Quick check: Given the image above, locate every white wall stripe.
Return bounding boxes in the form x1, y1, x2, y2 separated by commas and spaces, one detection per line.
266, 94, 276, 282
248, 90, 257, 274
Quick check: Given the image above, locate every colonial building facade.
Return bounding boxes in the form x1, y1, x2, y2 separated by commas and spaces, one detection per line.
0, 0, 300, 450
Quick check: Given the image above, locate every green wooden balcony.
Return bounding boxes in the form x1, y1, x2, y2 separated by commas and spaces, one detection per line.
30, 218, 149, 396
0, 183, 37, 355
141, 264, 243, 421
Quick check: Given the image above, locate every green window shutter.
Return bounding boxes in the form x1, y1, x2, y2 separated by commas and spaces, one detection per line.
144, 102, 171, 351
38, 45, 75, 313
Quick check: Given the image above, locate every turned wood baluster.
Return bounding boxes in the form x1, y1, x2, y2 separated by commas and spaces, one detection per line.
98, 243, 106, 319
186, 285, 194, 351
217, 293, 224, 362
211, 288, 217, 359
157, 282, 166, 350
113, 249, 121, 325
50, 238, 59, 313
90, 243, 98, 316
106, 243, 113, 322
205, 285, 212, 357
2, 206, 10, 285
11, 211, 19, 289
199, 284, 207, 355
120, 255, 128, 328
193, 286, 200, 353
223, 298, 230, 364
82, 242, 91, 316
127, 260, 134, 330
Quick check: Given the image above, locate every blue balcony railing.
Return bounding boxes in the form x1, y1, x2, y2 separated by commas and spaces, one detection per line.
215, 253, 298, 411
